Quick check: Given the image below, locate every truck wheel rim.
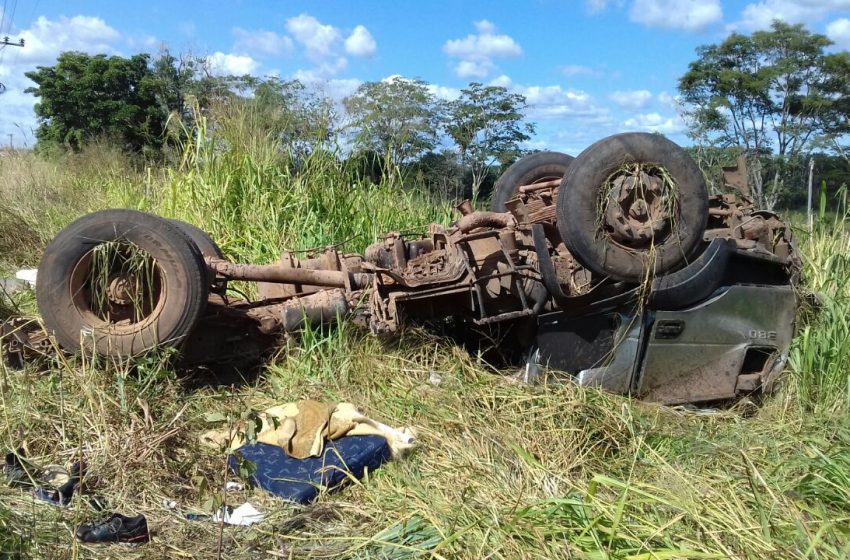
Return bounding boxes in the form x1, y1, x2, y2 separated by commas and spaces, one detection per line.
68, 241, 167, 335
600, 163, 678, 251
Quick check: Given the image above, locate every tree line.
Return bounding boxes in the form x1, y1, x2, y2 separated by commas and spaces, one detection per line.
22, 21, 850, 209
24, 50, 533, 200
679, 21, 850, 209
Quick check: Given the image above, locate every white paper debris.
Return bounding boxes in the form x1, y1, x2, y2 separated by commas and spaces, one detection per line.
15, 269, 37, 286
212, 502, 264, 526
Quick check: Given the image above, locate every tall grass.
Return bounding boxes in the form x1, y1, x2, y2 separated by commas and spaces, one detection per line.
155, 105, 454, 263
788, 205, 850, 412
0, 103, 849, 558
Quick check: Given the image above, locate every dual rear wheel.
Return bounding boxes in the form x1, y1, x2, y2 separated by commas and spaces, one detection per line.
37, 210, 221, 356
492, 133, 708, 282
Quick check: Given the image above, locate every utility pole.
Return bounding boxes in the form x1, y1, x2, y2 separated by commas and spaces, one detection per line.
0, 37, 25, 48
0, 37, 25, 95
807, 157, 815, 232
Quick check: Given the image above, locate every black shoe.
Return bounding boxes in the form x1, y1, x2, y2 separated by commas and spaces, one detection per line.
33, 486, 71, 506
75, 513, 150, 544
32, 459, 86, 506
4, 449, 38, 487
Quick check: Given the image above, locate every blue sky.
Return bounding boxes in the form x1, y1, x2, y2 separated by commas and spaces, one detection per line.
2, 0, 850, 154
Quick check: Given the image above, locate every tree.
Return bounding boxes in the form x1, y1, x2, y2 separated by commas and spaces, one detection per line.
446, 83, 534, 200
411, 150, 464, 199
151, 49, 197, 121
250, 77, 335, 155
343, 77, 443, 168
678, 21, 850, 209
25, 52, 165, 154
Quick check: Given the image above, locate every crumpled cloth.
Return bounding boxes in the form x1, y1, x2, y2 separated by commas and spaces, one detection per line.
202, 400, 417, 459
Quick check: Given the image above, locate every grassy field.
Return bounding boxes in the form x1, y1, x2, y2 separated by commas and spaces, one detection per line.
1, 116, 849, 559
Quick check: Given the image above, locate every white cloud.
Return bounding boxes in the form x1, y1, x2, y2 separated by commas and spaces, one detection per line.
380, 73, 405, 83
560, 64, 600, 78
285, 15, 374, 78
731, 0, 850, 31
0, 14, 127, 147
286, 14, 341, 62
292, 57, 348, 82
443, 20, 522, 79
489, 74, 513, 88
125, 33, 159, 51
622, 112, 685, 134
827, 17, 850, 50
444, 19, 523, 59
519, 84, 613, 122
455, 59, 495, 79
609, 89, 653, 110
345, 25, 377, 58
207, 52, 259, 75
586, 0, 612, 12
657, 91, 680, 110
585, 0, 628, 12
427, 83, 461, 101
233, 27, 293, 58
314, 77, 362, 105
14, 15, 122, 64
629, 0, 723, 31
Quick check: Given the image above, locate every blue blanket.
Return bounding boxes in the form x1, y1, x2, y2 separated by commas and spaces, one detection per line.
228, 435, 392, 503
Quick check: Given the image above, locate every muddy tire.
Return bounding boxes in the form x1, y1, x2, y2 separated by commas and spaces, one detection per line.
557, 133, 708, 282
37, 209, 210, 356
491, 152, 574, 212
168, 219, 227, 293
167, 219, 223, 260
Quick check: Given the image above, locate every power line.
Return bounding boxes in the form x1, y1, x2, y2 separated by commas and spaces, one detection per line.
0, 32, 23, 94
2, 0, 27, 68
0, 0, 8, 36
0, 36, 23, 47
0, 0, 19, 65
7, 0, 17, 34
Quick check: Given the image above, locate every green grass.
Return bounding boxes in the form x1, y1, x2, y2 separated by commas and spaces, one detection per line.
1, 106, 849, 559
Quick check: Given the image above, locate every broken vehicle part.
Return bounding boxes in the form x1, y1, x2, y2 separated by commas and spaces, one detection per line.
2, 132, 800, 405
490, 151, 574, 213
558, 133, 710, 282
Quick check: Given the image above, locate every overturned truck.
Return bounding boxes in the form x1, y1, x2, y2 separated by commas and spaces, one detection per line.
6, 133, 800, 405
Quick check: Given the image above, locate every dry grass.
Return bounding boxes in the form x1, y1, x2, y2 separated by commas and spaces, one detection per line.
1, 107, 849, 558
2, 325, 849, 559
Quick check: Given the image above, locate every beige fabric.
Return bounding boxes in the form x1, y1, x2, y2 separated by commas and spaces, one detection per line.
202, 400, 417, 459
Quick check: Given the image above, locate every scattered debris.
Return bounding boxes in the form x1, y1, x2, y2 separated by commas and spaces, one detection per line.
75, 513, 149, 544
213, 502, 264, 526
229, 435, 392, 504
0, 278, 30, 294
41, 464, 70, 487
14, 268, 37, 286
33, 486, 72, 507
30, 461, 103, 510
3, 449, 38, 487
203, 400, 416, 458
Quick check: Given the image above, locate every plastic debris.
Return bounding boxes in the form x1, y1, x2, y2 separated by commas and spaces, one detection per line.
187, 502, 264, 526
15, 269, 37, 286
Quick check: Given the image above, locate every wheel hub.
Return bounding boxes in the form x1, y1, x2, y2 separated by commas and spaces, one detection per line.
603, 170, 673, 249
106, 276, 138, 306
